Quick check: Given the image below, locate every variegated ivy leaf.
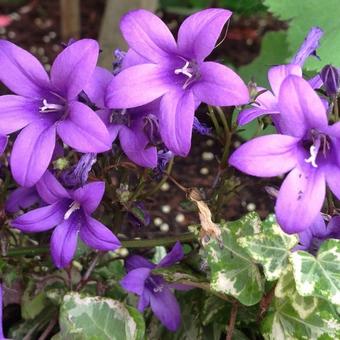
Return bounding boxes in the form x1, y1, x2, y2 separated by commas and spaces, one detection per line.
54, 293, 144, 340
238, 215, 298, 281
290, 239, 340, 306
205, 213, 264, 306
261, 267, 340, 340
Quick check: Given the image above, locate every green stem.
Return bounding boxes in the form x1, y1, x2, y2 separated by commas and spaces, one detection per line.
215, 106, 232, 168
208, 105, 222, 138
4, 233, 196, 257
333, 95, 339, 121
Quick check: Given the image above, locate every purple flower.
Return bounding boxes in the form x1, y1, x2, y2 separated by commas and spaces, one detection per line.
84, 67, 158, 167
320, 65, 340, 97
0, 39, 111, 187
0, 135, 7, 155
61, 153, 97, 188
120, 242, 190, 331
295, 215, 340, 254
230, 75, 340, 234
106, 9, 249, 156
238, 27, 324, 127
291, 27, 323, 66
5, 186, 40, 213
11, 171, 121, 268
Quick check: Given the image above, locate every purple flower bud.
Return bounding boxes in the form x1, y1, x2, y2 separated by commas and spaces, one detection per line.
193, 117, 212, 136
143, 114, 161, 146
112, 49, 126, 75
61, 153, 97, 188
320, 65, 340, 96
291, 27, 323, 66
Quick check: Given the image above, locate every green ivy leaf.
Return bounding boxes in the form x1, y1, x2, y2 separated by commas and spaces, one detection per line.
57, 293, 143, 340
261, 267, 340, 339
264, 0, 340, 72
290, 239, 340, 306
238, 215, 298, 281
205, 213, 264, 306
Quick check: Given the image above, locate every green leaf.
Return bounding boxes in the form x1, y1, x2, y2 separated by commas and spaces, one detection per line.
21, 281, 48, 320
58, 293, 143, 340
205, 213, 264, 306
261, 267, 340, 339
290, 239, 340, 306
264, 0, 340, 72
238, 215, 298, 281
238, 31, 290, 88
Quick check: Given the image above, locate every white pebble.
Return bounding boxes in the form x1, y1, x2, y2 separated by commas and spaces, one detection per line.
160, 223, 169, 232
161, 182, 170, 191
206, 139, 214, 146
43, 35, 51, 43
234, 141, 241, 148
161, 205, 171, 214
202, 152, 214, 161
175, 213, 185, 223
247, 203, 256, 211
8, 31, 16, 39
200, 167, 209, 175
154, 217, 163, 226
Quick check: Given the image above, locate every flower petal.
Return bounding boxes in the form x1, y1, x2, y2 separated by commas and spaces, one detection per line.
191, 62, 249, 106
79, 215, 121, 251
0, 95, 40, 135
157, 242, 184, 268
36, 171, 70, 204
268, 64, 302, 97
149, 286, 181, 331
50, 214, 79, 268
120, 268, 151, 295
121, 49, 149, 69
50, 39, 99, 99
276, 167, 326, 233
324, 162, 340, 199
11, 201, 67, 232
126, 255, 155, 272
120, 9, 176, 63
72, 182, 105, 213
229, 134, 300, 177
10, 119, 56, 187
0, 39, 49, 97
177, 8, 232, 61
138, 290, 151, 311
57, 101, 111, 153
159, 89, 195, 156
238, 107, 279, 126
278, 75, 328, 137
84, 66, 113, 107
5, 187, 39, 213
106, 64, 172, 109
119, 125, 157, 168
0, 135, 7, 154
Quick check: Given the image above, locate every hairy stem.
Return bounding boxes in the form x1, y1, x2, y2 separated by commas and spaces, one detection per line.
226, 301, 239, 340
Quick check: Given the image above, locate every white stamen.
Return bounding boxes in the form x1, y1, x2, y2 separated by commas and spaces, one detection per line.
40, 99, 63, 112
64, 201, 80, 220
174, 60, 193, 78
153, 284, 164, 293
305, 145, 318, 168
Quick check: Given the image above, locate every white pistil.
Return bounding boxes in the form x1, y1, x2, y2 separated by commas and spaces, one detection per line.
174, 60, 193, 79
64, 201, 80, 220
40, 99, 63, 112
305, 145, 318, 168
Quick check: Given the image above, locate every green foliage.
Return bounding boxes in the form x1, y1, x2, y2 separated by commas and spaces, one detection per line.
238, 31, 290, 89
204, 213, 264, 306
264, 0, 340, 71
290, 239, 340, 306
238, 215, 298, 281
262, 267, 340, 339
56, 293, 144, 340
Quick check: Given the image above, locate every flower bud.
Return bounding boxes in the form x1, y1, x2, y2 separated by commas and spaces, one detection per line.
320, 64, 340, 96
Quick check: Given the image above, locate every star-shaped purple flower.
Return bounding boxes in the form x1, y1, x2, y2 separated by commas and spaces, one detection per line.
0, 39, 111, 187
230, 75, 340, 234
106, 9, 249, 156
120, 242, 190, 331
11, 171, 121, 268
84, 66, 158, 168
